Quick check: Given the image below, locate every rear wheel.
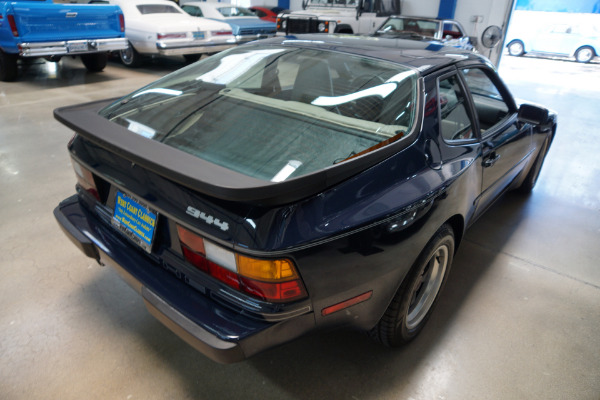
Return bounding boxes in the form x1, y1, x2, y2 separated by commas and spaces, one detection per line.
507, 40, 525, 57
0, 50, 18, 82
81, 53, 108, 72
370, 225, 455, 346
120, 44, 142, 68
575, 46, 595, 63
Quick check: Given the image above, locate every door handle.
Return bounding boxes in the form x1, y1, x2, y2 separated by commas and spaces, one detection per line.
483, 152, 501, 167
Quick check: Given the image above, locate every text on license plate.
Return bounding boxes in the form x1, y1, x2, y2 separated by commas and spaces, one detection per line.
112, 191, 157, 253
67, 42, 89, 53
193, 31, 205, 39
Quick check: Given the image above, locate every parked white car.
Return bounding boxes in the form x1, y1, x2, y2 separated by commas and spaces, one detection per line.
109, 0, 236, 66
506, 24, 599, 63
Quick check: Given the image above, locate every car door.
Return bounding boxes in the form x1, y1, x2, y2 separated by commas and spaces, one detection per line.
458, 66, 533, 215
359, 0, 398, 34
531, 24, 573, 55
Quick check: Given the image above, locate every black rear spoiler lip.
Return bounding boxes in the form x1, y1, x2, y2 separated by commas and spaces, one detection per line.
54, 98, 417, 207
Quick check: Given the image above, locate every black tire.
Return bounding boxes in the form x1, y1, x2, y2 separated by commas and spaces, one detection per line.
0, 50, 18, 82
81, 53, 108, 72
183, 54, 201, 63
574, 46, 595, 63
517, 138, 549, 194
370, 224, 455, 346
119, 43, 142, 68
507, 40, 525, 57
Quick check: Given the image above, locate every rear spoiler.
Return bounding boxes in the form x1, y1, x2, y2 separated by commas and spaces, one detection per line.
54, 98, 418, 206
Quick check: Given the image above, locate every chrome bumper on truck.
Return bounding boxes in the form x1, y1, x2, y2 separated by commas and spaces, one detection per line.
53, 195, 315, 363
19, 38, 129, 57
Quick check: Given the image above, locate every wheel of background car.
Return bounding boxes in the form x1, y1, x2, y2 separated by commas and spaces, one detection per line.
370, 224, 455, 346
507, 40, 525, 57
120, 44, 142, 68
81, 53, 108, 72
184, 54, 201, 63
0, 50, 18, 82
334, 25, 353, 34
575, 46, 595, 63
517, 137, 549, 194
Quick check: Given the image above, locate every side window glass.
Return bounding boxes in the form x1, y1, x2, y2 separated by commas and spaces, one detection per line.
460, 68, 509, 134
438, 74, 475, 142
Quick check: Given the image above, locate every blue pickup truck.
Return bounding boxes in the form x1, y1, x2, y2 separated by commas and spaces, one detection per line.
0, 0, 128, 81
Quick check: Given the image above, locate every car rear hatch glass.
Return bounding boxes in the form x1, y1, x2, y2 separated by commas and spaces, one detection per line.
98, 44, 418, 184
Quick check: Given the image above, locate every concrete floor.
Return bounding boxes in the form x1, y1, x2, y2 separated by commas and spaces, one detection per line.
1, 54, 599, 400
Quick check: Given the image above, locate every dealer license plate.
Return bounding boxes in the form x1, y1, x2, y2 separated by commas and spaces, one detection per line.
112, 191, 158, 253
193, 31, 205, 39
67, 42, 89, 53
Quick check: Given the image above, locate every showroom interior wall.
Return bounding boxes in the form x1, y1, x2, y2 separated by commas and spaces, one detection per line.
281, 0, 516, 64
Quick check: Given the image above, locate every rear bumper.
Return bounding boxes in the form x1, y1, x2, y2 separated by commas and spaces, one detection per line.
19, 38, 129, 57
156, 41, 236, 56
235, 33, 276, 43
53, 195, 315, 363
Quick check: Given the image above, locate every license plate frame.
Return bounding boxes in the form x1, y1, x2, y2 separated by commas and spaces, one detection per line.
67, 42, 89, 53
111, 191, 158, 253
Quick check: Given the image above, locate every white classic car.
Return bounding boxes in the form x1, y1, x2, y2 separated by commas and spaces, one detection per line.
506, 23, 599, 63
109, 0, 236, 66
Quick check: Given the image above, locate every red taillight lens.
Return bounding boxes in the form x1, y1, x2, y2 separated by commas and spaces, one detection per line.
119, 14, 125, 32
8, 15, 18, 37
72, 159, 100, 201
157, 33, 187, 40
177, 225, 307, 302
240, 278, 307, 302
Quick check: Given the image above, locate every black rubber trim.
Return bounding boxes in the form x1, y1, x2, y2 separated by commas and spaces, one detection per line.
54, 97, 420, 206
53, 195, 99, 260
142, 287, 246, 363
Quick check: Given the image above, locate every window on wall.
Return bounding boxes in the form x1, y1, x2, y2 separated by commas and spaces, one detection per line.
460, 68, 510, 134
438, 74, 475, 142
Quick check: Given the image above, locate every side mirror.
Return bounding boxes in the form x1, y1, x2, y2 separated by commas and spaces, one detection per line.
518, 104, 549, 126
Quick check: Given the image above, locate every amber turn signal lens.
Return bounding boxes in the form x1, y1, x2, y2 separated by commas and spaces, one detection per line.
236, 255, 298, 282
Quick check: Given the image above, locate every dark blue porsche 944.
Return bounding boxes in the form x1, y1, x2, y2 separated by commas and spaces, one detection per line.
54, 35, 556, 363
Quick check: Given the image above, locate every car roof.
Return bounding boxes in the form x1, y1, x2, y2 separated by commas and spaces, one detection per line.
259, 35, 487, 76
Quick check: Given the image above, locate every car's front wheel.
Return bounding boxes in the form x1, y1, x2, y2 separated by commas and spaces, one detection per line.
507, 40, 525, 57
370, 224, 455, 346
120, 44, 142, 68
575, 46, 595, 63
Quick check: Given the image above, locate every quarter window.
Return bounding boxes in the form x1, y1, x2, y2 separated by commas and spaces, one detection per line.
438, 74, 474, 142
182, 5, 203, 17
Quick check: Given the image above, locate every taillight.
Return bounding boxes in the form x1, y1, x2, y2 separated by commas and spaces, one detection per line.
157, 33, 187, 40
72, 159, 100, 201
7, 15, 18, 37
177, 225, 307, 302
119, 14, 125, 32
211, 30, 233, 36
